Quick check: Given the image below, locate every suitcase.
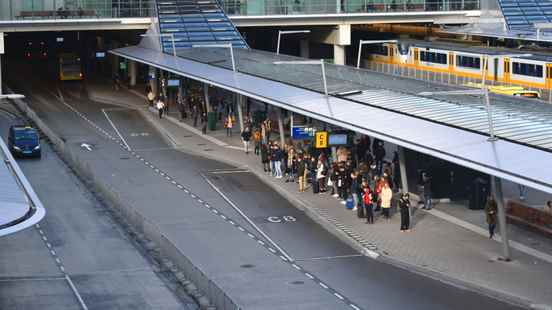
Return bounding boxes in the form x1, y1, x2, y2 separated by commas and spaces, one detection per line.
346, 198, 354, 210
357, 205, 365, 218
312, 179, 319, 194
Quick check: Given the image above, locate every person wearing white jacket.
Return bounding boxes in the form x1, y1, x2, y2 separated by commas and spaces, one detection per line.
380, 181, 393, 222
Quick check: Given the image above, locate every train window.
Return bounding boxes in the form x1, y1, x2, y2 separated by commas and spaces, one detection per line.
512, 62, 543, 78
456, 55, 481, 69
420, 51, 447, 64
368, 45, 388, 56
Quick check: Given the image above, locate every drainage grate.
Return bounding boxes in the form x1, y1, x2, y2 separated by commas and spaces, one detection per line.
197, 143, 206, 146
240, 264, 254, 269
203, 149, 213, 152
290, 281, 304, 285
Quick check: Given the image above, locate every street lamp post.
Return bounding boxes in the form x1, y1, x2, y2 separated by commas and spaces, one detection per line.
357, 40, 397, 68
480, 53, 531, 141
276, 30, 311, 55
140, 33, 177, 57
192, 43, 237, 72
274, 59, 328, 96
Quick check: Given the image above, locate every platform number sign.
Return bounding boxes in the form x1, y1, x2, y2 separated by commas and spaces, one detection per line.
0, 32, 4, 54
315, 131, 328, 148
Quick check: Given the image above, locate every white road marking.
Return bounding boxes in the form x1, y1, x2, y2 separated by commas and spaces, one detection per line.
350, 304, 361, 310
334, 293, 344, 300
319, 282, 329, 289
201, 174, 294, 262
305, 273, 314, 279
292, 264, 301, 270
101, 109, 131, 151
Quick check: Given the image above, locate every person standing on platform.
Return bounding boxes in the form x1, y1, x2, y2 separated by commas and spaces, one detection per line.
316, 158, 326, 194
297, 156, 306, 192
363, 186, 374, 224
422, 172, 432, 210
241, 125, 252, 154
224, 114, 233, 137
156, 99, 165, 119
381, 181, 393, 222
261, 143, 270, 173
485, 195, 498, 239
399, 193, 411, 232
253, 128, 262, 155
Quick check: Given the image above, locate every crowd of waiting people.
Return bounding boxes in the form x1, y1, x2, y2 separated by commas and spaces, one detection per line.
247, 122, 415, 232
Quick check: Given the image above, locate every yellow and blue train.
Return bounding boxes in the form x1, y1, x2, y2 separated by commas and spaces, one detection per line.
363, 40, 552, 92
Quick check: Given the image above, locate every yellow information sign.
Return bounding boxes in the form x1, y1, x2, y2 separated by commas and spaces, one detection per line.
315, 131, 328, 148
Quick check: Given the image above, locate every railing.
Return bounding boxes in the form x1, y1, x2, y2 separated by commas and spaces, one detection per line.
3, 0, 153, 20
221, 0, 479, 16
1, 0, 478, 20
363, 60, 552, 104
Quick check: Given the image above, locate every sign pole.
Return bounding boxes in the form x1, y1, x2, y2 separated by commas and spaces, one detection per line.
0, 32, 4, 96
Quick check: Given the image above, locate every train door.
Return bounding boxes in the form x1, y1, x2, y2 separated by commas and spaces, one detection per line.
503, 58, 511, 83
448, 52, 454, 73
413, 48, 420, 66
389, 46, 394, 64
546, 64, 552, 90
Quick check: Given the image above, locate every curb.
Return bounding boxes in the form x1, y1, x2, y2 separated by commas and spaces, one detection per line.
138, 108, 535, 309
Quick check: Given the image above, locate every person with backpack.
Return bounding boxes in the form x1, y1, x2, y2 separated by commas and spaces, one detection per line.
241, 126, 252, 154
363, 187, 374, 224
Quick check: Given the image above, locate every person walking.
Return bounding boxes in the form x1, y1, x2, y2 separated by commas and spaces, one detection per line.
351, 170, 362, 215
156, 99, 165, 119
422, 172, 432, 210
374, 142, 386, 176
363, 187, 374, 224
485, 195, 498, 239
399, 193, 411, 232
224, 114, 233, 137
381, 181, 393, 222
374, 176, 383, 212
241, 126, 252, 154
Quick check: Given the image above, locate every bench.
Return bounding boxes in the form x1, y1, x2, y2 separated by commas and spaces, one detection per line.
506, 200, 552, 237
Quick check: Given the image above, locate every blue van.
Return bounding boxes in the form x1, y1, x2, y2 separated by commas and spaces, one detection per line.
8, 125, 41, 158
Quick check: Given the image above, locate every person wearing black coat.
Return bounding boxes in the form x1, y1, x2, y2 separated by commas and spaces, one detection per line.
374, 142, 386, 176
399, 193, 411, 232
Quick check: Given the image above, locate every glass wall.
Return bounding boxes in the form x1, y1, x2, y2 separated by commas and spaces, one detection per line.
221, 0, 480, 15
1, 0, 153, 20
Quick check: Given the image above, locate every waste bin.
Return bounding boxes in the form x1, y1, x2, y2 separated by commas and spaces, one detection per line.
469, 177, 489, 210
207, 111, 217, 131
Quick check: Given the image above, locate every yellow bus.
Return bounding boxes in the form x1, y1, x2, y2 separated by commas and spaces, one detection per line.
59, 53, 83, 81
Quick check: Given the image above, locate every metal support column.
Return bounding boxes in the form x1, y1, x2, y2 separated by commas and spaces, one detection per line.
398, 146, 409, 193
492, 175, 511, 261
203, 83, 211, 112
278, 108, 285, 146
128, 60, 137, 87
236, 94, 244, 132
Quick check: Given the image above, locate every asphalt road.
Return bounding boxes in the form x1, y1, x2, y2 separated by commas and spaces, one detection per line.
4, 61, 529, 310
0, 105, 196, 309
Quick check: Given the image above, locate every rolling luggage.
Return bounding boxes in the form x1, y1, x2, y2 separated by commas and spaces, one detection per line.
346, 197, 354, 210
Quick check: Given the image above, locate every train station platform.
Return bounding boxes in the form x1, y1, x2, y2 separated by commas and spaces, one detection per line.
87, 81, 552, 307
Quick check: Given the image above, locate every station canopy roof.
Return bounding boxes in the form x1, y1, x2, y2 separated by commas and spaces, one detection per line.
111, 43, 552, 193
